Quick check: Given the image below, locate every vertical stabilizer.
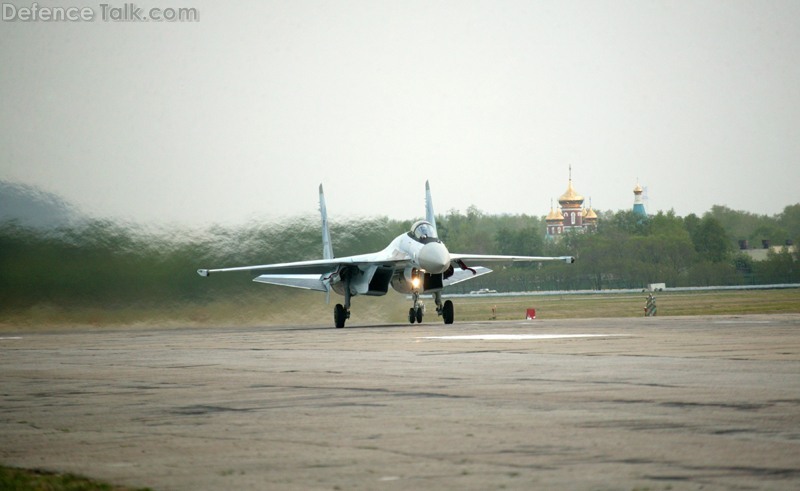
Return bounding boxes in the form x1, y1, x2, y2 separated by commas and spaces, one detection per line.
319, 184, 334, 260
425, 180, 437, 234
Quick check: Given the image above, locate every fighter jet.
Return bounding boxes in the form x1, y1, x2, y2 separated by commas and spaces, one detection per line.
198, 181, 575, 328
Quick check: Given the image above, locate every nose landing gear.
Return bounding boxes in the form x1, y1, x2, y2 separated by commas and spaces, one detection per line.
408, 291, 424, 323
408, 291, 455, 325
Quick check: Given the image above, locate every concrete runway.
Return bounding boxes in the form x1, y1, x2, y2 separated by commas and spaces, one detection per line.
2, 314, 800, 490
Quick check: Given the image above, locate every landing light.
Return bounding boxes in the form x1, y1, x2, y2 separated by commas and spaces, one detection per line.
412, 277, 421, 289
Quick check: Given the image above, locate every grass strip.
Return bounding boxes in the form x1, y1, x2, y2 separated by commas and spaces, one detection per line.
0, 465, 152, 491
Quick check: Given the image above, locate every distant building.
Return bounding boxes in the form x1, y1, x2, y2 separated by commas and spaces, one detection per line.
545, 168, 597, 240
633, 181, 647, 217
739, 239, 796, 261
583, 198, 598, 229
546, 200, 564, 236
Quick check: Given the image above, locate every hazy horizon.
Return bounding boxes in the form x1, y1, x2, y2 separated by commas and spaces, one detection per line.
2, 178, 797, 232
2, 1, 798, 226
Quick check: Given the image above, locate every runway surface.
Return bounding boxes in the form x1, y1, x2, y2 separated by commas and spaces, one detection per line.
2, 314, 800, 490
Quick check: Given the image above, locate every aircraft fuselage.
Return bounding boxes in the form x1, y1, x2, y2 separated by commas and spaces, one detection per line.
328, 227, 451, 298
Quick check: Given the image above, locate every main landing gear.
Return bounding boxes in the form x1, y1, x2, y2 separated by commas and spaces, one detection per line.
334, 277, 455, 328
334, 276, 352, 329
334, 303, 349, 329
441, 299, 454, 324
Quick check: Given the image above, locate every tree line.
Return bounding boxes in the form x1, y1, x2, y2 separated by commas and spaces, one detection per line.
445, 204, 800, 292
1, 204, 798, 314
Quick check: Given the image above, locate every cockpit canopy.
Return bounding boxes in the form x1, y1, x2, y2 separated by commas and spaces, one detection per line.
410, 220, 438, 242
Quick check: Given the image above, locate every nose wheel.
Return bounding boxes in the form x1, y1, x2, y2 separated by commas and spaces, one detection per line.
408, 291, 425, 323
408, 306, 424, 323
409, 292, 454, 325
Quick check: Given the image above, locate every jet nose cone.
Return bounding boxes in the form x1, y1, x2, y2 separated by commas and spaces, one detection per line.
418, 242, 451, 274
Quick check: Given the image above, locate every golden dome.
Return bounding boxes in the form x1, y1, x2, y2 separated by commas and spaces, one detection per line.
584, 207, 598, 220
559, 180, 584, 205
633, 182, 643, 194
546, 203, 563, 221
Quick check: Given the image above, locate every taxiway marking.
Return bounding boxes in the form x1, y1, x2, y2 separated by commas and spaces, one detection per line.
419, 334, 626, 341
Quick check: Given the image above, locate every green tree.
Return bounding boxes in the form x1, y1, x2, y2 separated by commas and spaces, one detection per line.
691, 215, 731, 263
777, 204, 800, 247
753, 249, 799, 284
603, 209, 649, 236
495, 226, 544, 257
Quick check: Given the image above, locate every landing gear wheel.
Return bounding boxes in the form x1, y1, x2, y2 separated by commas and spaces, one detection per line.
409, 306, 424, 324
443, 300, 454, 324
334, 304, 347, 328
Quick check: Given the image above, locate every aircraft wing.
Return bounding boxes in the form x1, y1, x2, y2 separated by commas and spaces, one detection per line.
251, 274, 331, 291
199, 258, 353, 277
198, 255, 414, 293
443, 266, 492, 286
450, 253, 575, 264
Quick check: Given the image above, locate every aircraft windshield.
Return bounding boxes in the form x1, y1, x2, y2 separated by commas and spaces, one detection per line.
410, 220, 438, 241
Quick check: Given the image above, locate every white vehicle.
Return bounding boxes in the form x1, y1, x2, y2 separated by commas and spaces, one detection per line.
470, 288, 498, 294
198, 181, 575, 328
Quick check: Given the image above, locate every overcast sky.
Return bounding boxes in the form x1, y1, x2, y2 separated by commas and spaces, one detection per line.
2, 0, 798, 226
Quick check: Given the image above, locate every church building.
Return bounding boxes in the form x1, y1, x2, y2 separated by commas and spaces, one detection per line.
545, 169, 597, 239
